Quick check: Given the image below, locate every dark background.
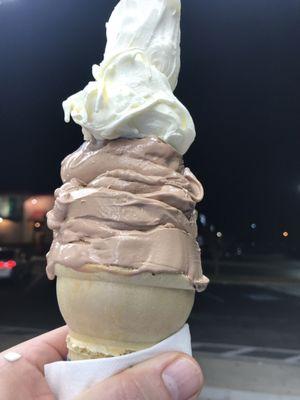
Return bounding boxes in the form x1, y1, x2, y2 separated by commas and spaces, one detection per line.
1, 0, 300, 364
0, 0, 299, 246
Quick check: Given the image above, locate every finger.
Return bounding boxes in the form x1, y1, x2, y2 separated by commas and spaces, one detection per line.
1, 326, 69, 373
75, 352, 204, 400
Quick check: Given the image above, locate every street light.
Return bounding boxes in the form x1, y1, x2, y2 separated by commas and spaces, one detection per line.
283, 231, 289, 238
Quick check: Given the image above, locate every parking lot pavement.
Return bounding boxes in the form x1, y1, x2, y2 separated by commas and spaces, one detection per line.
1, 277, 300, 349
197, 352, 300, 399
1, 274, 300, 397
1, 326, 299, 399
190, 282, 300, 350
0, 286, 298, 399
1, 252, 299, 400
0, 326, 45, 351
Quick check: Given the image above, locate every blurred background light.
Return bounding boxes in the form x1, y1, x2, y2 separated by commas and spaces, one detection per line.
24, 196, 54, 222
199, 214, 207, 226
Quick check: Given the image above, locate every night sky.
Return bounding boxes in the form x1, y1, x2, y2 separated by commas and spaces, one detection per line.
0, 0, 299, 242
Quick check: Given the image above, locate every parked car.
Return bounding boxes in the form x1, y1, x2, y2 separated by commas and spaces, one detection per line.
0, 247, 30, 283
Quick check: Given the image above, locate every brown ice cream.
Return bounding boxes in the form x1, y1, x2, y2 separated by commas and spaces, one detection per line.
46, 137, 208, 291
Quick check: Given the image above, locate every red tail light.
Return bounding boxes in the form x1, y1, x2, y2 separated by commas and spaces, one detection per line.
6, 260, 17, 269
0, 260, 16, 269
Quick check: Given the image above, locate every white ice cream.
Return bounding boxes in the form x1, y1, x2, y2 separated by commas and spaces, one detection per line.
63, 0, 195, 155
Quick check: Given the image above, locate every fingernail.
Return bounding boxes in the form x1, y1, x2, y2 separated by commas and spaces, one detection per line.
162, 357, 202, 400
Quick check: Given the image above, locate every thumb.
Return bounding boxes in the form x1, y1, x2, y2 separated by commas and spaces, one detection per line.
74, 352, 204, 400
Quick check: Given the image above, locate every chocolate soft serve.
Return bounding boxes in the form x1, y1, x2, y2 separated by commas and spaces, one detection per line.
47, 138, 208, 291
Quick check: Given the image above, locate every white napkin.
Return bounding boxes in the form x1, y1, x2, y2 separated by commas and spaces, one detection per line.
45, 324, 192, 400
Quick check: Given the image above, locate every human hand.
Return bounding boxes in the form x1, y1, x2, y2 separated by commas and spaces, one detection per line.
75, 352, 204, 400
0, 327, 204, 400
0, 326, 68, 400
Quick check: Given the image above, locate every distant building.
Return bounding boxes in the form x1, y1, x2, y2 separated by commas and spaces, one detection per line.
0, 194, 54, 247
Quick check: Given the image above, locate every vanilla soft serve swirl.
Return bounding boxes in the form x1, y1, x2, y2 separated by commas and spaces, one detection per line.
62, 0, 195, 155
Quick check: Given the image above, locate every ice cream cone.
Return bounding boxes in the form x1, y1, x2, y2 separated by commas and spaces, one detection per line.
47, 0, 210, 363
55, 264, 207, 360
